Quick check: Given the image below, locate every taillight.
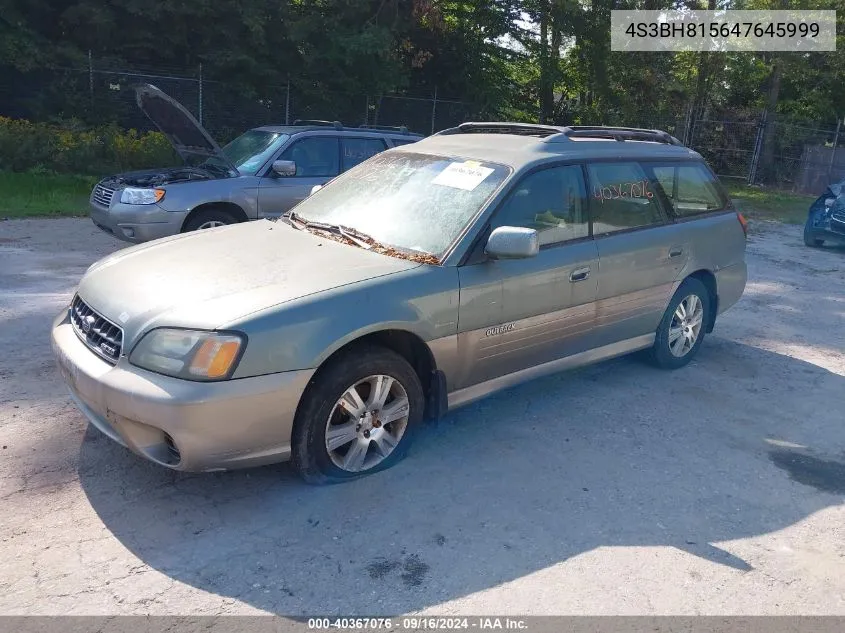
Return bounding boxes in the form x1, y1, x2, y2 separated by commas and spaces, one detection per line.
737, 212, 748, 238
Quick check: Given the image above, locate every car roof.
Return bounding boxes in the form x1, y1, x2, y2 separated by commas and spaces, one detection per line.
253, 124, 423, 139
401, 123, 703, 169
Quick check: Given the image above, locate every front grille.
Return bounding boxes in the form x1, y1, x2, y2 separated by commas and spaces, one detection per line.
92, 184, 116, 207
69, 295, 123, 364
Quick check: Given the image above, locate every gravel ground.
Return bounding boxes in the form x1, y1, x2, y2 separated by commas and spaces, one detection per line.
0, 217, 844, 616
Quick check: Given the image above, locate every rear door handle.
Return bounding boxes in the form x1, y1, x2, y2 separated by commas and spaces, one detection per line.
669, 247, 684, 258
569, 267, 591, 282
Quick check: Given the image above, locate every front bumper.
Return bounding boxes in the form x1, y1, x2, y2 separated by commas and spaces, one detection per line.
90, 198, 186, 244
51, 310, 314, 472
807, 209, 845, 245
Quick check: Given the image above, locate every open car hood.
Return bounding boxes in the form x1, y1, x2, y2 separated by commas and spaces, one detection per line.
135, 83, 238, 172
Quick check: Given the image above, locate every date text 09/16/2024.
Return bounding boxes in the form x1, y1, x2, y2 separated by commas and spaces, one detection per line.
307, 617, 529, 630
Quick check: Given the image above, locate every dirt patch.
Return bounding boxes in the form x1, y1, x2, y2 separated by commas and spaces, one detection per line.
1, 218, 844, 615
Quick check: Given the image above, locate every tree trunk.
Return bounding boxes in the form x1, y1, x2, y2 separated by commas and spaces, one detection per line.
548, 7, 561, 122
688, 0, 717, 144
760, 57, 783, 183
539, 0, 551, 123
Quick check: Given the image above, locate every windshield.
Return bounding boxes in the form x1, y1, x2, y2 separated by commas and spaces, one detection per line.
221, 130, 290, 175
289, 152, 511, 258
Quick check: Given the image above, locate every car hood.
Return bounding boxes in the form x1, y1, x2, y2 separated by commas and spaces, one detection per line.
135, 83, 237, 172
100, 166, 227, 188
77, 220, 421, 345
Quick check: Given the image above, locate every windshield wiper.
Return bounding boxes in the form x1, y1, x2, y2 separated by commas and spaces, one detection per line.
281, 212, 374, 250
278, 211, 439, 264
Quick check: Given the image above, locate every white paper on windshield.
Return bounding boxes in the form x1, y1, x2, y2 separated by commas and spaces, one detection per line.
432, 161, 494, 191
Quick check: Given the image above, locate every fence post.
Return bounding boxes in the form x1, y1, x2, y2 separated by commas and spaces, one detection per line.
430, 86, 438, 135
827, 117, 841, 183
88, 50, 94, 102
285, 79, 291, 125
748, 109, 767, 185
374, 95, 382, 126
364, 95, 369, 126
198, 63, 203, 126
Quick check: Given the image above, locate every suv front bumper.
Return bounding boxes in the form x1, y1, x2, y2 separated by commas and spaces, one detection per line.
90, 198, 187, 244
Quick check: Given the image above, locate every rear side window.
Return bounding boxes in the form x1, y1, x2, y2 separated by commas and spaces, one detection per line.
342, 137, 387, 171
651, 162, 727, 217
279, 137, 339, 177
587, 162, 667, 236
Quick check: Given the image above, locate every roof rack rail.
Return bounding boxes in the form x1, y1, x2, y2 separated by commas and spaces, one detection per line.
293, 119, 343, 130
433, 121, 683, 146
549, 126, 683, 146
359, 124, 411, 134
436, 122, 567, 137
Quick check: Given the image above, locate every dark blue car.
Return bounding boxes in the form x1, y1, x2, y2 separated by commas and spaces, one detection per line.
805, 179, 845, 247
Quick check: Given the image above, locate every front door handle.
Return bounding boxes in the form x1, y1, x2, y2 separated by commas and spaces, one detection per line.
669, 247, 684, 258
569, 267, 591, 282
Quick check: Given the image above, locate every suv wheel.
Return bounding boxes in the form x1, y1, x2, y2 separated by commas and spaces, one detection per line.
183, 208, 238, 233
292, 346, 424, 484
803, 220, 824, 247
648, 278, 711, 370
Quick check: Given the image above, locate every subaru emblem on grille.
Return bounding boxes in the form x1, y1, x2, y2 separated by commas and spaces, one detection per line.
81, 315, 95, 333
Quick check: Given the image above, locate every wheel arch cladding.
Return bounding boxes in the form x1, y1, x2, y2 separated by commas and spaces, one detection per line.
182, 202, 248, 231
303, 329, 437, 415
687, 269, 718, 333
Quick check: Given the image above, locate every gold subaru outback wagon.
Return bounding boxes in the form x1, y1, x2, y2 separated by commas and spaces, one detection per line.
53, 123, 748, 483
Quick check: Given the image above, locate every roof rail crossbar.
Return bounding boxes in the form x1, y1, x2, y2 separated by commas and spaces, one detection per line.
292, 119, 343, 130
359, 124, 410, 134
436, 122, 567, 137
549, 126, 683, 146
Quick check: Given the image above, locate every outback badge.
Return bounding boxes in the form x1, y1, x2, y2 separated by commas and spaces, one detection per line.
485, 323, 515, 337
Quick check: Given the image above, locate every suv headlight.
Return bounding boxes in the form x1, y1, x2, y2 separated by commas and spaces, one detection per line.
120, 187, 165, 205
129, 328, 245, 381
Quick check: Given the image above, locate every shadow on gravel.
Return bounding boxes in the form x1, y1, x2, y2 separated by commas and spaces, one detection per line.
78, 339, 844, 615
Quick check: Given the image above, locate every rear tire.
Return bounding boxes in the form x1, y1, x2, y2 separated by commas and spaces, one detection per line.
803, 221, 824, 247
648, 278, 711, 370
182, 208, 238, 233
291, 345, 424, 485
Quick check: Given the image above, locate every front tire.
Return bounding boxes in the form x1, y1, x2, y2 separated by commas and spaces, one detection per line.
648, 278, 711, 370
803, 220, 824, 247
291, 345, 424, 484
182, 208, 238, 233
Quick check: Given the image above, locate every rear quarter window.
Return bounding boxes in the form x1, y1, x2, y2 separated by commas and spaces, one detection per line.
650, 162, 728, 217
587, 162, 667, 236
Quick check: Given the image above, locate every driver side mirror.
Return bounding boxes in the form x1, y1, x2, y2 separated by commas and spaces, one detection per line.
485, 226, 539, 260
272, 160, 297, 177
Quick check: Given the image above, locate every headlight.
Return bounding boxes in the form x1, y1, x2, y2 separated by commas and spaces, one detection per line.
129, 328, 245, 381
120, 187, 165, 205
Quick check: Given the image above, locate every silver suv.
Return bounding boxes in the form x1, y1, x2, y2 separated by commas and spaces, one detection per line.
54, 123, 748, 483
89, 84, 422, 243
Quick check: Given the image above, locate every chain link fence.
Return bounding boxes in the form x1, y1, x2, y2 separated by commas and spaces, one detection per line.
678, 108, 843, 193
1, 57, 473, 142
3, 57, 844, 193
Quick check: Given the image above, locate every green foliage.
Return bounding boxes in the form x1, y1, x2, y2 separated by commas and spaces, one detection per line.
0, 171, 96, 218
0, 0, 843, 139
724, 181, 815, 224
0, 117, 177, 175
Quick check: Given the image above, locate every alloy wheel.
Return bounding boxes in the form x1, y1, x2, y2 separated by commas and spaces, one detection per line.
197, 220, 226, 230
325, 375, 410, 472
668, 294, 704, 358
